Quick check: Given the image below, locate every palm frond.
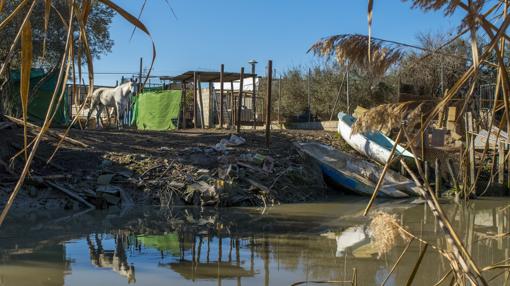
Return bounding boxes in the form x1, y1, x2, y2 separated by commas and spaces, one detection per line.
309, 34, 403, 76
351, 102, 421, 134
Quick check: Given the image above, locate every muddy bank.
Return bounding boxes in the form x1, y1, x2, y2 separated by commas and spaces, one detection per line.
0, 120, 348, 210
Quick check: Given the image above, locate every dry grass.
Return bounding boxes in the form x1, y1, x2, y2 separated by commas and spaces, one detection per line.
309, 34, 403, 77
351, 101, 421, 134
369, 211, 412, 258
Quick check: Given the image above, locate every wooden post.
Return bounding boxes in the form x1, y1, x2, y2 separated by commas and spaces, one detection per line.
219, 64, 225, 128
138, 57, 143, 94
499, 141, 505, 184
251, 63, 257, 129
198, 76, 205, 129
507, 140, 510, 188
181, 81, 187, 129
208, 81, 213, 128
446, 159, 460, 192
424, 161, 429, 185
193, 72, 198, 128
466, 112, 475, 186
307, 67, 311, 122
230, 81, 235, 128
266, 60, 273, 148
278, 75, 281, 125
435, 158, 441, 197
237, 68, 244, 133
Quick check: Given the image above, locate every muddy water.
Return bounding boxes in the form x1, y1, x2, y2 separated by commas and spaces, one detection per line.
0, 197, 509, 286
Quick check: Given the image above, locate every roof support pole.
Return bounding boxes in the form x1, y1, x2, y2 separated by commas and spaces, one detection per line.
198, 74, 205, 129
181, 81, 187, 129
230, 81, 235, 128
193, 72, 198, 128
219, 64, 225, 129
265, 60, 273, 147
237, 68, 244, 133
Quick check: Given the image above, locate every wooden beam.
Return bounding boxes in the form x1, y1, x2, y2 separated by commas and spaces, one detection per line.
230, 81, 235, 128
181, 81, 187, 129
219, 64, 225, 128
251, 64, 257, 129
499, 141, 505, 184
265, 60, 273, 147
466, 112, 475, 186
435, 158, 441, 197
237, 68, 244, 133
198, 75, 205, 129
193, 72, 198, 128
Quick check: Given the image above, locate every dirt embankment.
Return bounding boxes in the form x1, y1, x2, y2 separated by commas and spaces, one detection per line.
0, 120, 346, 211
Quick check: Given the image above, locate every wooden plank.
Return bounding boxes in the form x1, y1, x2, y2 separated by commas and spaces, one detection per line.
447, 106, 457, 122
46, 181, 95, 209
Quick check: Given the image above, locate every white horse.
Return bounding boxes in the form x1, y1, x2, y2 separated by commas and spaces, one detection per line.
86, 79, 137, 129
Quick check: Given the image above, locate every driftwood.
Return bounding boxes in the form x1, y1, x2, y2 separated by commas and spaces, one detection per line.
4, 115, 88, 148
45, 181, 95, 209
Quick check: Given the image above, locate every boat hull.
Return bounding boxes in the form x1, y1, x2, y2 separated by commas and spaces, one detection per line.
337, 112, 415, 165
295, 142, 418, 198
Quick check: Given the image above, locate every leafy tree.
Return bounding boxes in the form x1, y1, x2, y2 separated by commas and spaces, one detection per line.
0, 1, 114, 67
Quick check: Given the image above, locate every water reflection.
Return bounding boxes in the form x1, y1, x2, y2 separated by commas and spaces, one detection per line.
0, 198, 509, 285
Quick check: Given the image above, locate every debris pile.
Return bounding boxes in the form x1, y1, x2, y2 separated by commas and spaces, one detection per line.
104, 134, 325, 207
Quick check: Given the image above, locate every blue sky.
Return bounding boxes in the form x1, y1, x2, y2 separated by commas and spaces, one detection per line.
92, 0, 464, 85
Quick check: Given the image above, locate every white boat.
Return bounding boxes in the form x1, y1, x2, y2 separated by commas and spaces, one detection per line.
294, 142, 420, 198
337, 112, 415, 165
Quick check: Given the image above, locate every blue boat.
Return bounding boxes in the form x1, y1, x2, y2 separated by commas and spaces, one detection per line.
294, 142, 419, 198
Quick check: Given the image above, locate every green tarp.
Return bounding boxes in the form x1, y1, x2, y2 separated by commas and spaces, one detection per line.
137, 233, 181, 256
9, 69, 68, 126
132, 90, 181, 131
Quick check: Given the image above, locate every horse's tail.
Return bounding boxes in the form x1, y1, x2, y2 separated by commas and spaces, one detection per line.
86, 88, 106, 128
90, 88, 105, 108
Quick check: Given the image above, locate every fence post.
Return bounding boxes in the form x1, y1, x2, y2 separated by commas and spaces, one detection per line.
138, 57, 143, 94
198, 75, 205, 129
499, 141, 505, 185
435, 158, 441, 197
193, 72, 198, 128
237, 68, 244, 133
466, 112, 475, 186
266, 60, 273, 147
181, 81, 187, 129
220, 64, 224, 128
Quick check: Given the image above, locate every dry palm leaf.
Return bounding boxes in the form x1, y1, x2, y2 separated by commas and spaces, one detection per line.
402, 0, 466, 14
309, 34, 403, 76
20, 18, 33, 161
351, 102, 420, 134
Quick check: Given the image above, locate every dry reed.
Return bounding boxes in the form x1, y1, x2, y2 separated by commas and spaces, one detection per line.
369, 211, 412, 258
